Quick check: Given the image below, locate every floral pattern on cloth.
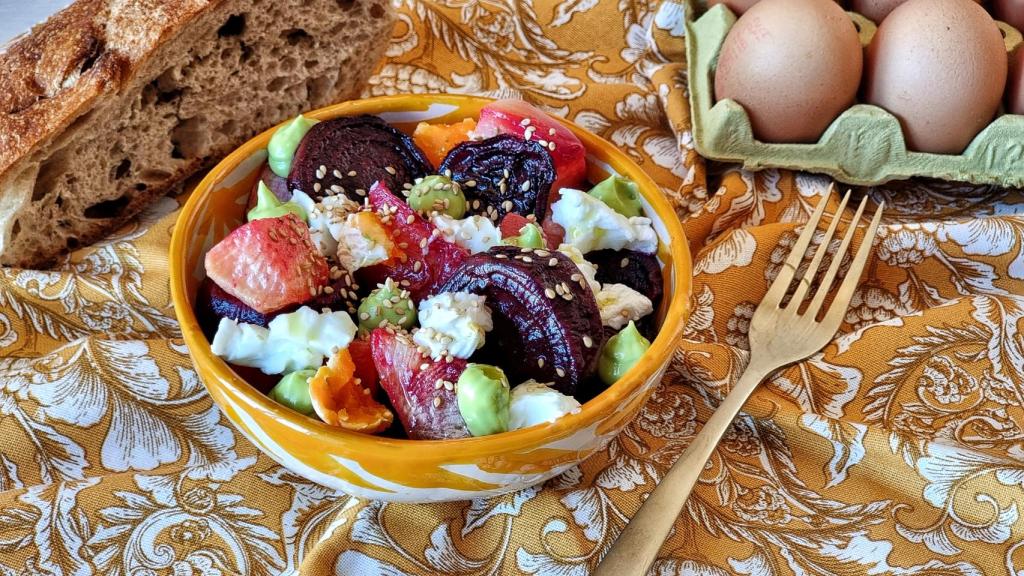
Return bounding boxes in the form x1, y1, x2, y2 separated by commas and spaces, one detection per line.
2, 0, 1024, 574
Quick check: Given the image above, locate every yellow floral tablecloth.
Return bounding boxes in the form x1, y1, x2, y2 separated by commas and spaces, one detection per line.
3, 0, 1024, 574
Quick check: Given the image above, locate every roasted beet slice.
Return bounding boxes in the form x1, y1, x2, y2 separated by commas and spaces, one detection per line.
588, 249, 664, 309
250, 162, 292, 208
589, 249, 662, 340
439, 134, 556, 222
288, 115, 433, 202
196, 278, 276, 337
439, 245, 604, 395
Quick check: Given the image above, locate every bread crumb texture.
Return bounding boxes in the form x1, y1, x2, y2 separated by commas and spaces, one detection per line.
0, 0, 393, 268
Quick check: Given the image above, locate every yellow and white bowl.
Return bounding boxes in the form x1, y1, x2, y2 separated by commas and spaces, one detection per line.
170, 94, 692, 503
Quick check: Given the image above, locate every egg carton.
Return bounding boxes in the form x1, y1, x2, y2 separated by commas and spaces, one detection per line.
685, 4, 1024, 187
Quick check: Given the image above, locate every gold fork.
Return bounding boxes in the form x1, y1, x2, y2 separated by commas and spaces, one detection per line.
594, 189, 884, 576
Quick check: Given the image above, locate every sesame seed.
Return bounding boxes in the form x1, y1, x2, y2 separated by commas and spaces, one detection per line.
324, 286, 334, 294
333, 169, 343, 178
444, 169, 453, 178
363, 388, 371, 395
523, 256, 533, 263
537, 139, 549, 147
348, 170, 357, 177
524, 126, 536, 139
499, 182, 507, 194
521, 181, 531, 192
400, 280, 411, 287
309, 287, 317, 297
556, 368, 566, 378
419, 238, 428, 248
413, 261, 423, 272
465, 180, 477, 188
313, 183, 322, 193
420, 363, 430, 371
502, 200, 514, 212
331, 184, 343, 193
538, 358, 545, 368
403, 182, 413, 190
563, 292, 574, 301
496, 254, 508, 259
536, 250, 550, 257
621, 258, 630, 268
444, 381, 454, 391
472, 200, 481, 210
503, 169, 510, 178
385, 166, 397, 175
433, 396, 443, 408
555, 284, 564, 295
548, 128, 556, 136
583, 336, 593, 348
520, 118, 531, 126
544, 288, 556, 299
356, 189, 367, 196
548, 142, 557, 151
406, 214, 416, 224
549, 258, 558, 267
435, 379, 444, 389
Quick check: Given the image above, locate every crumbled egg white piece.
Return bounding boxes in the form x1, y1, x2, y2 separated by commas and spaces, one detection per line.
508, 380, 581, 430
291, 191, 359, 257
412, 292, 493, 361
431, 214, 502, 254
558, 244, 602, 295
211, 306, 357, 374
336, 212, 391, 272
596, 283, 654, 330
551, 188, 658, 254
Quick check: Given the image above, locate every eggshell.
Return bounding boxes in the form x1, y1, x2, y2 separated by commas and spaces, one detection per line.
992, 0, 1024, 33
864, 0, 1007, 154
713, 0, 863, 143
1010, 49, 1024, 115
850, 0, 980, 22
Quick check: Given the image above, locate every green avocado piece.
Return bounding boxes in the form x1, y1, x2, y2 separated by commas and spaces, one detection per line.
269, 369, 317, 415
408, 175, 467, 218
588, 175, 643, 218
268, 114, 319, 178
357, 278, 416, 335
598, 321, 651, 386
504, 222, 546, 249
247, 181, 307, 222
456, 364, 511, 436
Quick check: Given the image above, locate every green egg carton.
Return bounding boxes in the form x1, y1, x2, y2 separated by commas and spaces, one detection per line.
685, 4, 1024, 187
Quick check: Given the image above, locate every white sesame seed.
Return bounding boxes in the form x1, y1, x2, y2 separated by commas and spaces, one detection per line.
520, 118, 531, 126
556, 368, 566, 378
549, 258, 558, 267
420, 363, 430, 371
348, 170, 357, 177
385, 166, 397, 175
433, 396, 442, 408
521, 181, 531, 192
583, 336, 593, 348
544, 288, 556, 299
621, 258, 630, 268
333, 169, 343, 178
313, 183, 322, 193
538, 358, 545, 368
465, 180, 477, 187
548, 128, 556, 136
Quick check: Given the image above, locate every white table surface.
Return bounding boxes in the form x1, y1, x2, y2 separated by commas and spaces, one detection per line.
0, 0, 70, 48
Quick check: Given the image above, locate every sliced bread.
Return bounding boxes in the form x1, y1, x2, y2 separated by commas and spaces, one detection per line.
0, 0, 393, 268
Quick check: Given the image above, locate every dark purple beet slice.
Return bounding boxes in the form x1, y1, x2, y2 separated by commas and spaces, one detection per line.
196, 278, 275, 338
439, 134, 556, 222
439, 245, 604, 395
588, 249, 662, 340
306, 266, 362, 316
288, 115, 433, 203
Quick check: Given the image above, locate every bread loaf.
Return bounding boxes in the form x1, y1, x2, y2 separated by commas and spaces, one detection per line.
0, 0, 393, 268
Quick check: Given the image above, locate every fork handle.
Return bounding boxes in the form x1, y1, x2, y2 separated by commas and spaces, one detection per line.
592, 360, 772, 576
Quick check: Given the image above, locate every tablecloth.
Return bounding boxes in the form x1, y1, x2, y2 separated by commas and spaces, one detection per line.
3, 0, 1024, 574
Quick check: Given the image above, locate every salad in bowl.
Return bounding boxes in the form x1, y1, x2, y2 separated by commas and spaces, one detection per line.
170, 95, 691, 502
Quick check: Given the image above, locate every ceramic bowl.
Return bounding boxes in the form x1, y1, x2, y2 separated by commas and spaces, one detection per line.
170, 94, 692, 502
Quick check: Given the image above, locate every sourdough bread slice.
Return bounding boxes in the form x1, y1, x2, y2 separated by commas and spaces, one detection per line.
0, 0, 393, 268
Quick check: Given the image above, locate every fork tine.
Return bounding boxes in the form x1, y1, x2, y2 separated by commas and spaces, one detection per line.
819, 201, 885, 325
786, 190, 851, 309
806, 196, 880, 317
805, 195, 869, 318
762, 183, 834, 307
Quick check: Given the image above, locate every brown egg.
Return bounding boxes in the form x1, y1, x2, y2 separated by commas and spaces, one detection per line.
713, 0, 863, 143
864, 0, 1007, 154
1010, 49, 1024, 115
992, 0, 1024, 33
850, 0, 980, 23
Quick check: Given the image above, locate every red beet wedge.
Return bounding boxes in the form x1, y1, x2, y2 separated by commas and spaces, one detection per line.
357, 182, 468, 301
204, 213, 328, 314
371, 329, 471, 440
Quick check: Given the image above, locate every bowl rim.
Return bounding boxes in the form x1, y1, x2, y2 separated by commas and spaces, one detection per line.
170, 94, 692, 460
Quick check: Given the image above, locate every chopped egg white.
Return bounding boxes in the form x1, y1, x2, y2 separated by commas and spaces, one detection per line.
292, 191, 359, 257
551, 188, 657, 254
596, 283, 654, 329
558, 244, 602, 295
413, 292, 493, 360
210, 306, 357, 374
336, 212, 391, 272
431, 214, 502, 254
508, 380, 581, 430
